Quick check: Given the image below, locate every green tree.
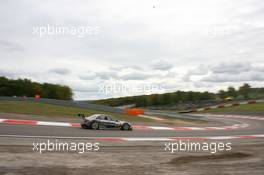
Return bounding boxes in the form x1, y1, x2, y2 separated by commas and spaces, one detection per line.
227, 86, 237, 98
239, 83, 251, 99
218, 90, 226, 99
0, 76, 73, 100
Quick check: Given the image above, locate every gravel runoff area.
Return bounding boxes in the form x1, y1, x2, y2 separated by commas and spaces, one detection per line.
0, 139, 264, 175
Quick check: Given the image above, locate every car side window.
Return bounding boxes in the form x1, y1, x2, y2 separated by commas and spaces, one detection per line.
107, 116, 114, 121
96, 116, 104, 120
95, 115, 113, 121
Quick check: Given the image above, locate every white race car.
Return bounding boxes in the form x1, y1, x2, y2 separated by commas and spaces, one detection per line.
78, 114, 133, 131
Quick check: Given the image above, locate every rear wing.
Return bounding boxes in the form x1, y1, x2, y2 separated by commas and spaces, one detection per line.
77, 114, 85, 120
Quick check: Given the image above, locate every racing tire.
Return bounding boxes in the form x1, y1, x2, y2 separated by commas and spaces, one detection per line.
91, 122, 99, 130
81, 124, 89, 129
121, 123, 130, 131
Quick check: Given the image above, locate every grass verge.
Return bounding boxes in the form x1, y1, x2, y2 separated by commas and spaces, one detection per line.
0, 101, 151, 122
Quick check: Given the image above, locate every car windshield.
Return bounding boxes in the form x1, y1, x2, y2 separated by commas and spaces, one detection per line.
87, 114, 102, 119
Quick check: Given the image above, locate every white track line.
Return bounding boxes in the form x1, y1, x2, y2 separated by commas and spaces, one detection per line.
138, 114, 164, 121
148, 126, 175, 130
0, 119, 6, 122
37, 121, 72, 127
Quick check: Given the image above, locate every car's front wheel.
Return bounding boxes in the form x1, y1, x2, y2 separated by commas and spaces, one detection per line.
91, 122, 99, 130
121, 123, 131, 130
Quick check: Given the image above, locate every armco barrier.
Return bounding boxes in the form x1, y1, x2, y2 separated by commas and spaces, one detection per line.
0, 96, 123, 113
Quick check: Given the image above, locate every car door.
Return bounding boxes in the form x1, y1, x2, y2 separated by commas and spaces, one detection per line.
105, 116, 118, 128
95, 116, 107, 128
96, 115, 107, 128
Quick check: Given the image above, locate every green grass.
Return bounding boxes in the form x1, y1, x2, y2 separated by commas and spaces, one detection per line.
0, 101, 151, 122
199, 102, 264, 115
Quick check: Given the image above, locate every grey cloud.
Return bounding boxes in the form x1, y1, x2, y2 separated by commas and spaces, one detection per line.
0, 69, 15, 78
79, 70, 119, 80
150, 59, 173, 70
202, 71, 264, 82
49, 68, 71, 75
185, 62, 264, 83
190, 65, 209, 75
116, 66, 154, 80
183, 65, 209, 82
255, 66, 264, 72
96, 71, 119, 80
109, 65, 142, 71
0, 40, 24, 52
193, 81, 214, 88
79, 72, 97, 80
211, 62, 252, 74
80, 68, 152, 81
200, 62, 264, 82
182, 74, 191, 82
119, 71, 152, 80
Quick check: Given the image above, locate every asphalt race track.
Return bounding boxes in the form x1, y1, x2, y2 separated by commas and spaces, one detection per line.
0, 113, 264, 141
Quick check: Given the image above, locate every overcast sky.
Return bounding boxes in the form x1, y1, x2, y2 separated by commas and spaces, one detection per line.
0, 0, 264, 100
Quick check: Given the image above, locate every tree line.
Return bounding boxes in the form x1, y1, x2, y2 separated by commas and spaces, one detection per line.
94, 83, 264, 107
0, 76, 73, 100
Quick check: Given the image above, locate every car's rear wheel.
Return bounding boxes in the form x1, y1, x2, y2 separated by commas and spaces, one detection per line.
91, 122, 99, 130
121, 123, 130, 130
81, 124, 89, 129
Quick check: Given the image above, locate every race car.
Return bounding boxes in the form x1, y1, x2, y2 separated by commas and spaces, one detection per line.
78, 114, 133, 131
